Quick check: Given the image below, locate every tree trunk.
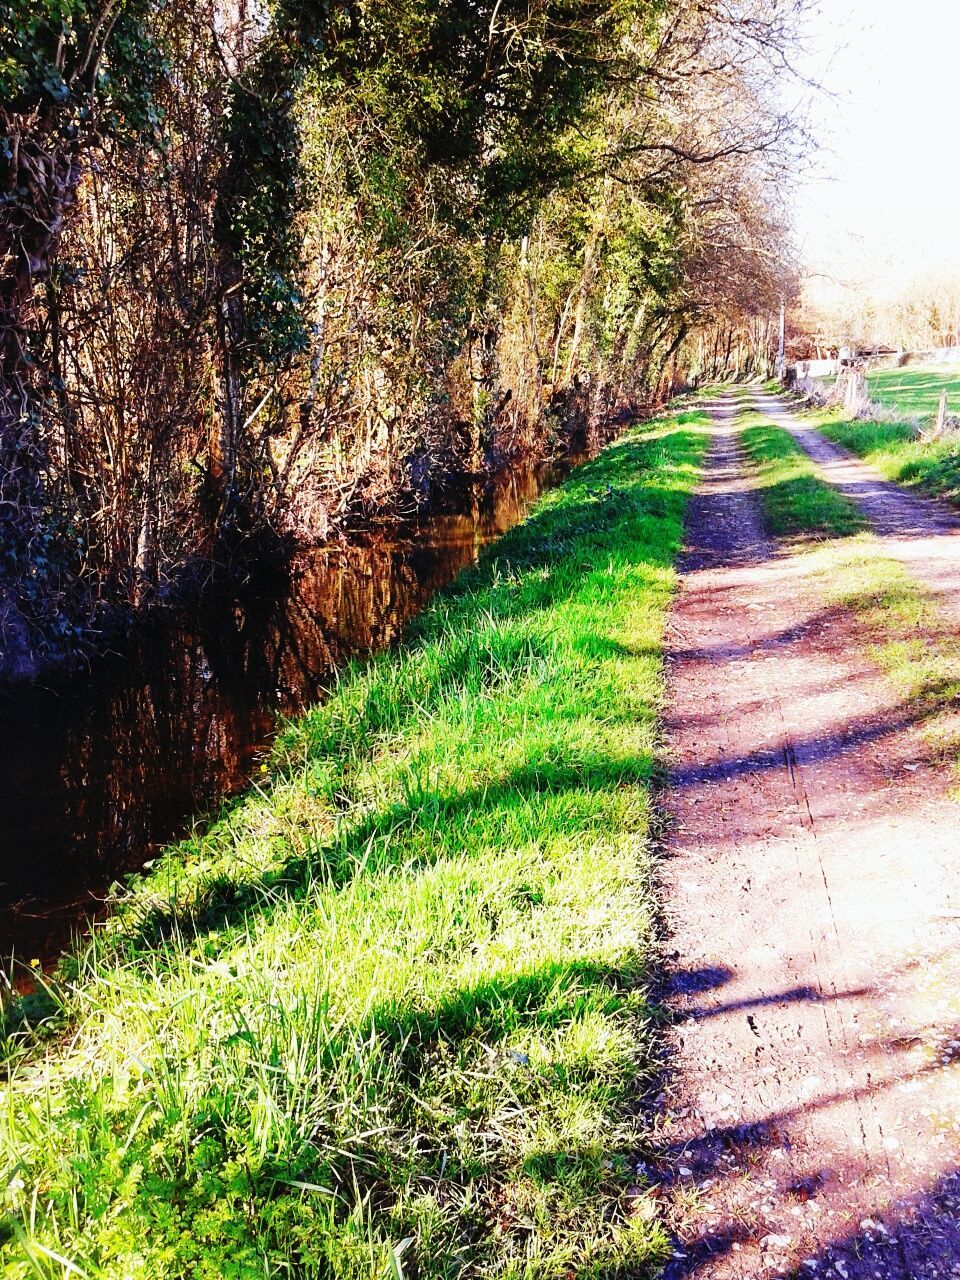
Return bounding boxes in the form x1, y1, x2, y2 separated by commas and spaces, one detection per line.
561, 228, 599, 388
211, 281, 244, 532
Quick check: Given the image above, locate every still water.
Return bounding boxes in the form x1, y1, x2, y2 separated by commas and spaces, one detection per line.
1, 461, 572, 965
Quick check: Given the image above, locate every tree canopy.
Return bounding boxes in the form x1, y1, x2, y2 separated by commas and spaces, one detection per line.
0, 0, 804, 675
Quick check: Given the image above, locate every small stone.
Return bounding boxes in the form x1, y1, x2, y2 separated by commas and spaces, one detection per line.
761, 1233, 792, 1251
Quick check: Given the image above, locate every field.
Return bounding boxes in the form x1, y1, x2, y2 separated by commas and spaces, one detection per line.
867, 365, 960, 418
0, 410, 709, 1280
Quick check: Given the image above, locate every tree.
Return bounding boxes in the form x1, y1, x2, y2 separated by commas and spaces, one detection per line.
0, 0, 810, 676
0, 0, 161, 669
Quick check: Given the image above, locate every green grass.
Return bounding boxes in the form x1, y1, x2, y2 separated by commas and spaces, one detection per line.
867, 365, 960, 419
0, 411, 710, 1280
737, 410, 867, 540
799, 362, 960, 508
809, 406, 960, 508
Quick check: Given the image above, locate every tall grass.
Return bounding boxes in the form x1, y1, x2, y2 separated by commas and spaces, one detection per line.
0, 412, 709, 1279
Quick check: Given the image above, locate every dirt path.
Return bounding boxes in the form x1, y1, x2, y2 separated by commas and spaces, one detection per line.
755, 389, 960, 620
659, 393, 960, 1279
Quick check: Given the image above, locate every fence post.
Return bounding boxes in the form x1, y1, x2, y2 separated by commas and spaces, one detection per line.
934, 388, 948, 438
843, 364, 867, 416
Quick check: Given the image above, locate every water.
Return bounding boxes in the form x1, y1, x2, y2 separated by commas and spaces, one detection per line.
1, 461, 571, 965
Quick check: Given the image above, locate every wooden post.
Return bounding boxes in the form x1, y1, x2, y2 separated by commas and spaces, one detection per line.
934, 388, 948, 437
843, 364, 867, 415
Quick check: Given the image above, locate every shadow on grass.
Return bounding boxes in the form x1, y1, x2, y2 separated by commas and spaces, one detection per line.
759, 474, 867, 537
0, 417, 715, 1277
395, 434, 702, 618
265, 432, 702, 770
4, 947, 669, 1271
740, 423, 868, 540
94, 744, 658, 957
764, 406, 960, 538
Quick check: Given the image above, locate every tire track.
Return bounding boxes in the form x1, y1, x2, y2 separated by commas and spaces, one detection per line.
754, 388, 960, 623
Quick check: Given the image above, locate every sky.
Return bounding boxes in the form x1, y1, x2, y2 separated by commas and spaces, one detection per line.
794, 0, 960, 304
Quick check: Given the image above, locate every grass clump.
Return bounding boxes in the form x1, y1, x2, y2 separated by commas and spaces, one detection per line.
738, 411, 867, 540
0, 413, 708, 1279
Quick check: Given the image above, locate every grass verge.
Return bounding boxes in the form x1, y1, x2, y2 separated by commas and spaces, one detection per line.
0, 411, 709, 1280
808, 544, 960, 783
737, 410, 867, 540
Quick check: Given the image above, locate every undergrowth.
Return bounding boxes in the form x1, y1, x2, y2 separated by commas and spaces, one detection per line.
0, 411, 709, 1279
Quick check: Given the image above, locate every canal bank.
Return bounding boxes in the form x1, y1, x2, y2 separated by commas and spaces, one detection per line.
1, 457, 580, 966
1, 409, 708, 1280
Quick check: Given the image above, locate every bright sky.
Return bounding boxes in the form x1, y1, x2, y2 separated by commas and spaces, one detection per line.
795, 0, 960, 303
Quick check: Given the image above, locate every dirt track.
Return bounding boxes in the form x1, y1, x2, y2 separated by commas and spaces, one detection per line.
659, 393, 960, 1279
756, 389, 960, 621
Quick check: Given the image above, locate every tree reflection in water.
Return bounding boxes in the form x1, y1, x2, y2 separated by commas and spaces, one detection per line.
1, 458, 574, 963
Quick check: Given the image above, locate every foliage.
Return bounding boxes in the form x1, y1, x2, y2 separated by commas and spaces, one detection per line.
0, 0, 805, 676
0, 411, 708, 1277
0, 0, 165, 672
797, 270, 960, 354
0, 0, 162, 128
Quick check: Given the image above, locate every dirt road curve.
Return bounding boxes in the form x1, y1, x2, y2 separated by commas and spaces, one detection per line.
756, 389, 960, 625
659, 394, 960, 1279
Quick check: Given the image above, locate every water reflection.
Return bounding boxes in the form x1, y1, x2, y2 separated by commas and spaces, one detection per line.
1, 459, 572, 964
